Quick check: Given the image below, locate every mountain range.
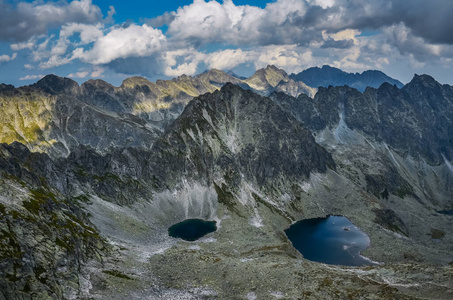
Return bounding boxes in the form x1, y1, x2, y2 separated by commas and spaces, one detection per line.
290, 65, 404, 92
0, 66, 452, 299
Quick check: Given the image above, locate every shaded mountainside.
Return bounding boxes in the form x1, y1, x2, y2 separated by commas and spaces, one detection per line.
271, 74, 453, 164
270, 74, 453, 261
291, 65, 404, 92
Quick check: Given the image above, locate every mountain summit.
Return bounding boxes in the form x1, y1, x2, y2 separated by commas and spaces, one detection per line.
245, 65, 317, 97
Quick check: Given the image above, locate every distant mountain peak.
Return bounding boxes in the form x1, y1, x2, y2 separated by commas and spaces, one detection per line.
245, 65, 289, 91
82, 79, 114, 88
291, 65, 403, 92
120, 76, 153, 88
265, 64, 284, 72
0, 83, 15, 92
197, 69, 241, 82
32, 74, 79, 95
409, 74, 439, 86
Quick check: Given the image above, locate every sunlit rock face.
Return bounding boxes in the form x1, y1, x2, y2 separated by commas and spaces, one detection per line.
245, 65, 317, 97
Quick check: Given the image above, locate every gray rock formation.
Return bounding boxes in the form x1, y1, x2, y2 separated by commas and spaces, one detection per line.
271, 74, 453, 164
148, 83, 334, 191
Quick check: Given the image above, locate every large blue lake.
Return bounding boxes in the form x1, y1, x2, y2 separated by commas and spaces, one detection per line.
168, 219, 217, 241
285, 216, 376, 266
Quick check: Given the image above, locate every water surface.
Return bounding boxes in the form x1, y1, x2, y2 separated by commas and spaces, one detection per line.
285, 216, 375, 266
168, 219, 217, 241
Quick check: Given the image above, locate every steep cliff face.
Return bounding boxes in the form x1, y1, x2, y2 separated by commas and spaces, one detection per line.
0, 78, 160, 158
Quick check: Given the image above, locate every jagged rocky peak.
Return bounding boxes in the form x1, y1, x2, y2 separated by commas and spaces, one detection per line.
226, 70, 247, 80
150, 82, 335, 189
404, 74, 445, 91
31, 74, 80, 95
245, 65, 289, 92
402, 74, 453, 110
272, 75, 453, 164
0, 83, 15, 92
274, 78, 317, 98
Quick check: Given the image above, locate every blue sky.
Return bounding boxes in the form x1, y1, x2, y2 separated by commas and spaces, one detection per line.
0, 0, 452, 87
95, 0, 268, 22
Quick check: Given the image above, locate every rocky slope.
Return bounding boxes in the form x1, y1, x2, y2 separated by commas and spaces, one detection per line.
148, 83, 334, 190
0, 142, 109, 299
291, 65, 404, 91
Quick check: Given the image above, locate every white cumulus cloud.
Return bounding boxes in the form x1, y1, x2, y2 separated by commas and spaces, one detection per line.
0, 53, 17, 63
205, 49, 257, 70
78, 24, 166, 65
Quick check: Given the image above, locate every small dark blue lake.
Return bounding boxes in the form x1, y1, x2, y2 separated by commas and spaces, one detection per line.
438, 210, 453, 216
285, 216, 375, 266
168, 219, 217, 241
